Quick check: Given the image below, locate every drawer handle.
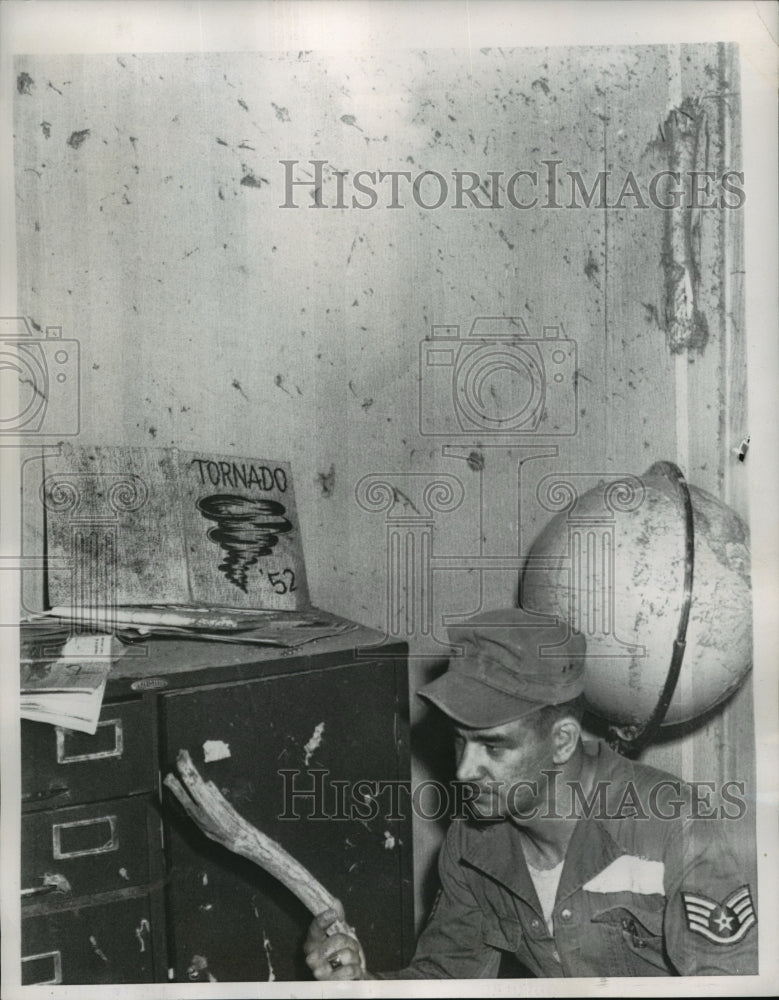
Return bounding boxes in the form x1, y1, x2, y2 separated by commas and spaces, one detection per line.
52, 814, 118, 859
56, 718, 124, 763
21, 882, 56, 898
21, 950, 62, 985
22, 872, 72, 899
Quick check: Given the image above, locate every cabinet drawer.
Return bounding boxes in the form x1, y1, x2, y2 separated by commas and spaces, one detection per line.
22, 797, 154, 903
22, 894, 158, 985
22, 698, 156, 810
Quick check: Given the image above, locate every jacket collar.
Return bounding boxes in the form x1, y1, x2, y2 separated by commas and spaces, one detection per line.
461, 816, 540, 908
461, 810, 627, 906
458, 741, 633, 906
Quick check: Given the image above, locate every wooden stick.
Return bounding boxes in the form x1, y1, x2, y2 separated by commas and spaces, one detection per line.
164, 749, 352, 937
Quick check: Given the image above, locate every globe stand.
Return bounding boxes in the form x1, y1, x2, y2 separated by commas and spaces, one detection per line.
607, 461, 695, 758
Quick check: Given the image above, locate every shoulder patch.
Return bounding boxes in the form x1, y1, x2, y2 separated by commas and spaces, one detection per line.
682, 885, 756, 944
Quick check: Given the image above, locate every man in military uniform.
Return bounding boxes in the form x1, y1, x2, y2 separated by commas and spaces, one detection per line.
304, 609, 758, 980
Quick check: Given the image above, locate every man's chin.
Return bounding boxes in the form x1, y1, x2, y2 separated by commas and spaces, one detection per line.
467, 795, 506, 821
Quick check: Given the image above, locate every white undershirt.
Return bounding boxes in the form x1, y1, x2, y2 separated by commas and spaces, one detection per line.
526, 860, 564, 934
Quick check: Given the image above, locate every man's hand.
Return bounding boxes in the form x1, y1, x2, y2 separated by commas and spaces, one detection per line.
304, 899, 373, 980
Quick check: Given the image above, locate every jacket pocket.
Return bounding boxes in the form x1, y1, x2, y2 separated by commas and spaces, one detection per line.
482, 915, 523, 953
590, 898, 669, 975
472, 916, 523, 978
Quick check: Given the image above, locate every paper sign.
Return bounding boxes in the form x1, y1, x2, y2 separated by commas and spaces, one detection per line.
40, 446, 309, 611
178, 451, 309, 609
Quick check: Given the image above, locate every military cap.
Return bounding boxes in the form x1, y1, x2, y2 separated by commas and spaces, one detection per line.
418, 607, 586, 728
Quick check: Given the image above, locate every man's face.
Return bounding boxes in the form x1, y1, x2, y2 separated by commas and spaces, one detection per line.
452, 715, 555, 821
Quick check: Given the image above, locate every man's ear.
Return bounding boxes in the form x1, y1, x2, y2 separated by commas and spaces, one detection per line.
551, 716, 581, 765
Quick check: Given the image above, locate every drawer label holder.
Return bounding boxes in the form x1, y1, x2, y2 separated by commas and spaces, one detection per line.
56, 719, 124, 764
51, 814, 119, 859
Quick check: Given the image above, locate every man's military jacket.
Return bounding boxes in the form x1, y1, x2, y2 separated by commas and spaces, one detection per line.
389, 742, 757, 978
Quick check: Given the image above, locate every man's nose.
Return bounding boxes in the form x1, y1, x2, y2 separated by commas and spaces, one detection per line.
456, 743, 484, 782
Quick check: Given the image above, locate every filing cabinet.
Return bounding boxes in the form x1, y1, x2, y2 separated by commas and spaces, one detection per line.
20, 625, 414, 984
20, 698, 167, 985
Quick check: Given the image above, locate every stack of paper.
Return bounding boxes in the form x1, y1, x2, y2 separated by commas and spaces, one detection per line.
30, 605, 358, 648
20, 634, 123, 734
42, 604, 277, 633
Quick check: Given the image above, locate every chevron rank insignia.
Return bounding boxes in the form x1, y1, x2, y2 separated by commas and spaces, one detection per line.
681, 886, 756, 944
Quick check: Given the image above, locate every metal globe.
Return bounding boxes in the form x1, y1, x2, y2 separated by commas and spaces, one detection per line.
521, 462, 752, 728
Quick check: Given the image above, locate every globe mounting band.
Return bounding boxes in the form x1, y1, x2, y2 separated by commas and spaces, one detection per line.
608, 461, 695, 758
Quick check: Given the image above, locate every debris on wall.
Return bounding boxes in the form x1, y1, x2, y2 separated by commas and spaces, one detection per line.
187, 954, 217, 982
466, 451, 485, 472
89, 935, 109, 963
317, 465, 335, 497
303, 722, 325, 765
67, 129, 90, 150
240, 168, 269, 189
203, 739, 231, 763
17, 72, 35, 95
262, 931, 276, 982
135, 918, 150, 952
40, 872, 71, 894
659, 98, 710, 354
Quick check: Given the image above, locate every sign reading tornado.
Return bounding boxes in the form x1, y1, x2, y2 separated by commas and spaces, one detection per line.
179, 452, 310, 610
196, 494, 292, 592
